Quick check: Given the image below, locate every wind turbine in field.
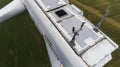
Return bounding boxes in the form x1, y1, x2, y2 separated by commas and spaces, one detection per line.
0, 0, 118, 67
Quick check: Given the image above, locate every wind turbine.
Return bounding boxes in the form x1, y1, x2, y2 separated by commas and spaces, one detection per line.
0, 0, 118, 67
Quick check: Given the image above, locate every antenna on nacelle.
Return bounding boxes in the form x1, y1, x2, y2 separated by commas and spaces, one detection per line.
93, 6, 112, 32
70, 22, 85, 47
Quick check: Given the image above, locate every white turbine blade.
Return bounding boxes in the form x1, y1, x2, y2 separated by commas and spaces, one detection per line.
44, 36, 62, 67
0, 0, 26, 23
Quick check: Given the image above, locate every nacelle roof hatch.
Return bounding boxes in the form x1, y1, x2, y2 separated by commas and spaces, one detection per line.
35, 0, 67, 11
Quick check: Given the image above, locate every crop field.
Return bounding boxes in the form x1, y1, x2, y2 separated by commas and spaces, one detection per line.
0, 0, 120, 67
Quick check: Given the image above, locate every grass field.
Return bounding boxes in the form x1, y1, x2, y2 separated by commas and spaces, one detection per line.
0, 0, 50, 67
0, 0, 120, 67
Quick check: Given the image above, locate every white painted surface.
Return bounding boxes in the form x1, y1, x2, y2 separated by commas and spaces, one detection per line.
82, 39, 115, 66
22, 0, 88, 67
0, 0, 25, 22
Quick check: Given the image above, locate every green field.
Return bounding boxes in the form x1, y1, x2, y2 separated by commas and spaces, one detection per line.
0, 0, 50, 67
0, 0, 120, 67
